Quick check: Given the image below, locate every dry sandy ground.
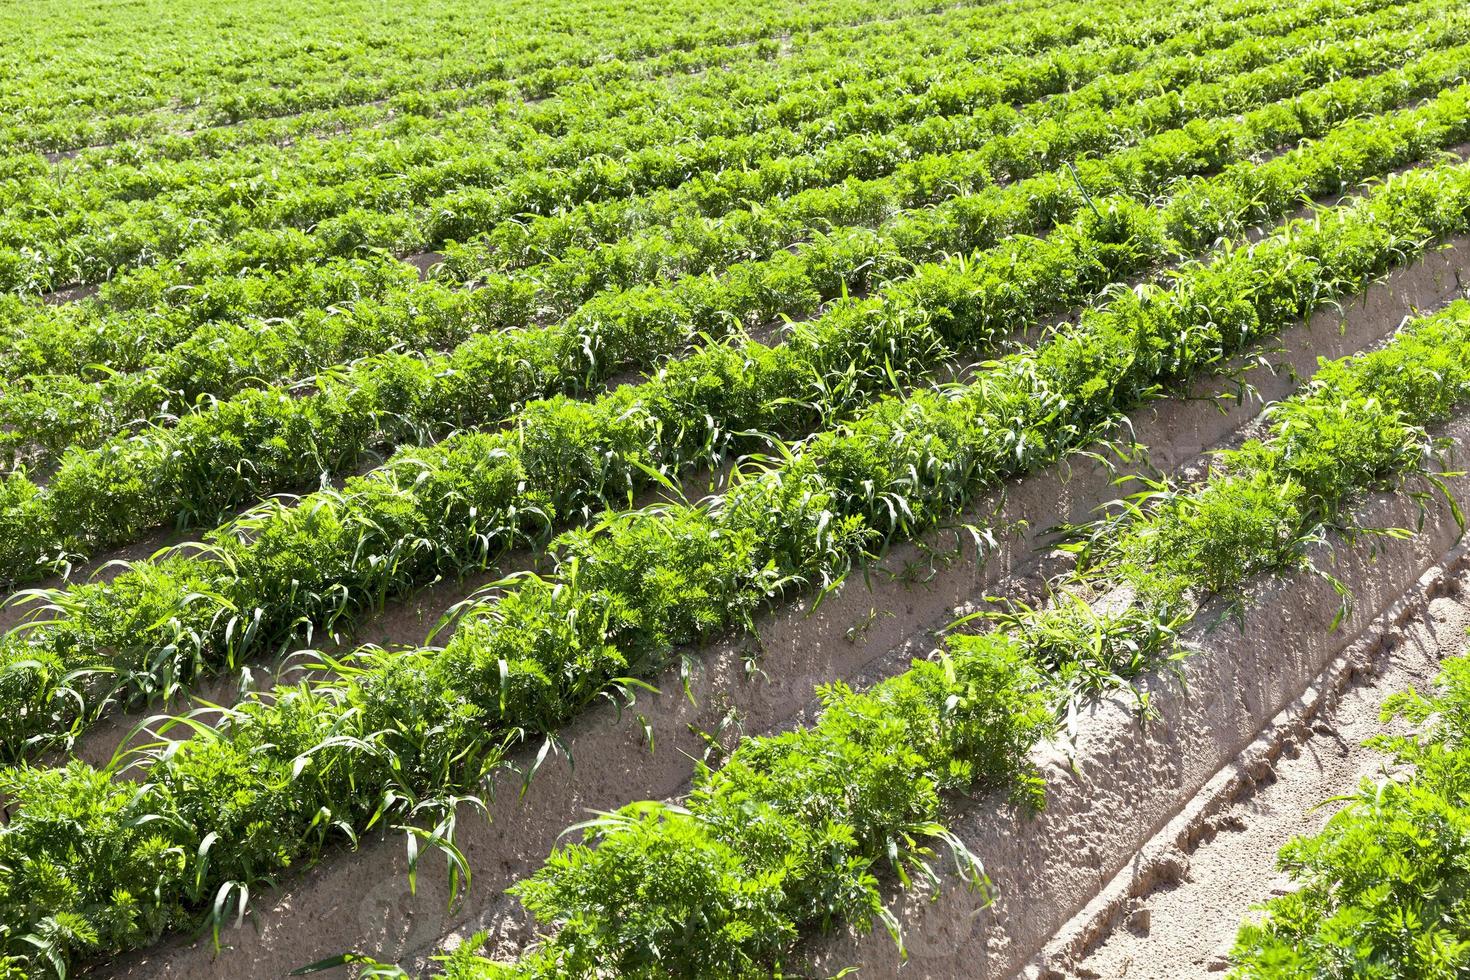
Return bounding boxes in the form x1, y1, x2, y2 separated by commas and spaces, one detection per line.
1051, 555, 1470, 979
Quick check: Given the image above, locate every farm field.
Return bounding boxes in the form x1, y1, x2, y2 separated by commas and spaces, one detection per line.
5, 0, 1470, 976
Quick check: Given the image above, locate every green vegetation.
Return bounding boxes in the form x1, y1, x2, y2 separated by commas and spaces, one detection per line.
6, 0, 1443, 469
10, 4, 1463, 561
3, 155, 1470, 979
429, 301, 1470, 979
9, 43, 1470, 760
4, 0, 1470, 975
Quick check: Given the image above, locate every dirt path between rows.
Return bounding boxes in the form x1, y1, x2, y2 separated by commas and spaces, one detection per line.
1041, 551, 1470, 979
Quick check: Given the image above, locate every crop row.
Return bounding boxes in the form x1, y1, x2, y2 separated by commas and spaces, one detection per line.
431, 297, 1470, 980
0, 0, 1411, 449
0, 190, 1170, 750
2, 0, 1139, 221
5, 13, 1464, 490
5, 59, 1468, 756
2, 0, 1447, 476
4, 0, 1105, 179
2, 159, 1469, 978
0, 0, 1359, 296
0, 0, 1163, 291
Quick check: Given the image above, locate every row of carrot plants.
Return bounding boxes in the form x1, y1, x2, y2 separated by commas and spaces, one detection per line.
0, 0, 1164, 293
2, 0, 1088, 178
3, 157, 1469, 978
0, 0, 1337, 296
3, 3, 1448, 475
6, 62, 1470, 756
0, 0, 1191, 335
0, 0, 1409, 430
429, 296, 1470, 980
1, 0, 1130, 223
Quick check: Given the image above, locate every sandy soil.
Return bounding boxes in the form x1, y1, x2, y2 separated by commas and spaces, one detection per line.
808, 411, 1470, 980
1047, 556, 1470, 979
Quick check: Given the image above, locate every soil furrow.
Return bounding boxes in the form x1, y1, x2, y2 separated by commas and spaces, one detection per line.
1043, 545, 1470, 979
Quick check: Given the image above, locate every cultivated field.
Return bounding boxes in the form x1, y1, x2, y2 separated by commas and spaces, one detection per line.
3, 0, 1470, 976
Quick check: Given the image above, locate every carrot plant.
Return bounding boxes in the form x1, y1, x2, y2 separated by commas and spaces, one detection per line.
9, 56, 1470, 764
17, 26, 1470, 563
1067, 300, 1470, 609
1, 0, 1454, 472
0, 0, 1380, 422
0, 0, 1384, 299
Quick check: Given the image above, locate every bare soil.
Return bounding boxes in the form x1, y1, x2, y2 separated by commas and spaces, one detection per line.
805, 411, 1470, 980
1038, 545, 1470, 979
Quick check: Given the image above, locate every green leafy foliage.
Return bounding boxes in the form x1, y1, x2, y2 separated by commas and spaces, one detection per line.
12, 52, 1470, 759
491, 634, 1053, 979
5, 145, 1470, 977
7, 1, 1470, 974
1070, 299, 1470, 608
5, 0, 1467, 544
